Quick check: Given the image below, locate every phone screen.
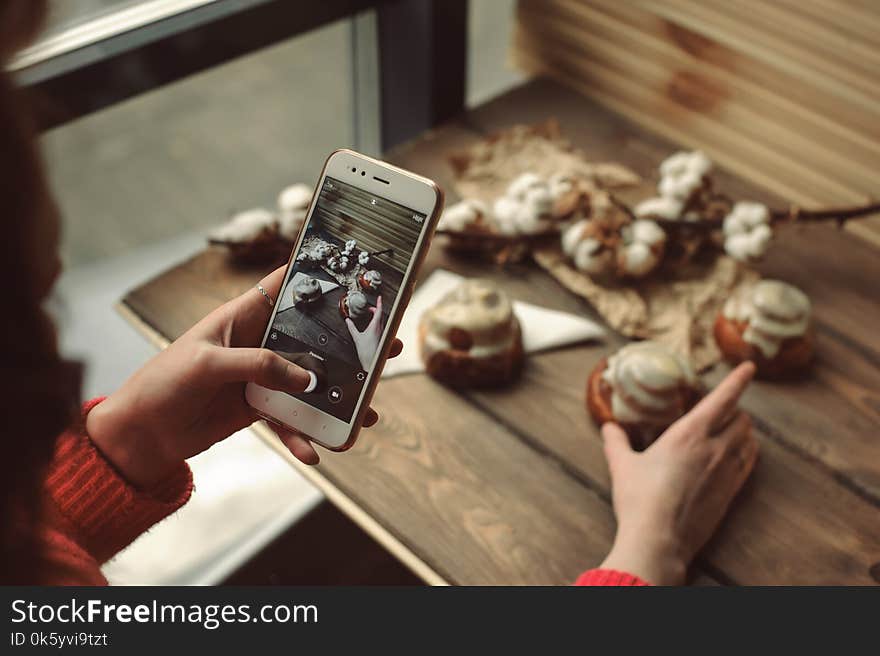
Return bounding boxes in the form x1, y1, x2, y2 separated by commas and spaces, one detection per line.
264, 175, 427, 422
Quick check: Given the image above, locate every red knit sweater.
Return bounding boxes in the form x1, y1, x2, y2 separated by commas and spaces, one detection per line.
38, 399, 647, 586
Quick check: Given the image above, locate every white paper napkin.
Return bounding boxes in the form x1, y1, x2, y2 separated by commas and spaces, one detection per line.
276, 272, 340, 313
382, 269, 605, 378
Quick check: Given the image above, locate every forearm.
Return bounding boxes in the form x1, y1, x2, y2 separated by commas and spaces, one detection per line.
597, 523, 687, 586
85, 392, 182, 489
47, 398, 193, 563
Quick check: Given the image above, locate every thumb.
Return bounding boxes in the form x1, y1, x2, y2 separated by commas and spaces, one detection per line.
345, 317, 359, 339
208, 346, 311, 394
601, 422, 633, 472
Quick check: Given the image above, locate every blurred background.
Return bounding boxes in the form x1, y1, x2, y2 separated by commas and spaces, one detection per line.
15, 0, 524, 585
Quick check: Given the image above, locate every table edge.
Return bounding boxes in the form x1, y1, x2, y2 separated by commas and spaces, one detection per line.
114, 300, 450, 587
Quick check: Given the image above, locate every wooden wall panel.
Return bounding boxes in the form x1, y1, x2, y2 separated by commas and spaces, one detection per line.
513, 0, 880, 247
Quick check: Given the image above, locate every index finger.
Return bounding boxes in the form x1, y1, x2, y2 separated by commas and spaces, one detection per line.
686, 362, 756, 431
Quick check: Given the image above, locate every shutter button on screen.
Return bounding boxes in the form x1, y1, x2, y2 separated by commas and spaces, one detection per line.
328, 386, 343, 404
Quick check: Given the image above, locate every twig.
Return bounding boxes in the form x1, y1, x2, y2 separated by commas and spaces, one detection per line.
652, 201, 880, 232
434, 200, 880, 247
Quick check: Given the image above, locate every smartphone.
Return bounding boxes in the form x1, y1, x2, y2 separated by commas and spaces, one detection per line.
245, 149, 444, 451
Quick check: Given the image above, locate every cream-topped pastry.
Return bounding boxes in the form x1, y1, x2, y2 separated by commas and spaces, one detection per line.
277, 184, 311, 239
210, 208, 277, 243
359, 269, 382, 292
421, 280, 519, 360
292, 276, 322, 305
601, 342, 698, 430
722, 280, 810, 359
340, 290, 370, 320
419, 280, 524, 387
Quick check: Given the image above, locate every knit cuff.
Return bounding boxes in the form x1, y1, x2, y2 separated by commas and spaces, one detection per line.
45, 397, 193, 563
574, 569, 652, 586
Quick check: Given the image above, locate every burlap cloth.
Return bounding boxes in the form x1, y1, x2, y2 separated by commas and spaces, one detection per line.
449, 121, 757, 370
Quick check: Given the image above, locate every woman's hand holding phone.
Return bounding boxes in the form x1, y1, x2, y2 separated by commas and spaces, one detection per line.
86, 265, 402, 488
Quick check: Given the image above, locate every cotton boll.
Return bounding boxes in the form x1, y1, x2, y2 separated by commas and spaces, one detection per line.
562, 221, 612, 276
507, 172, 544, 199
548, 173, 575, 200
657, 150, 713, 200
635, 196, 684, 221
618, 219, 665, 278
494, 173, 557, 235
723, 201, 772, 262
522, 185, 553, 217
493, 196, 523, 235
358, 251, 370, 266
439, 199, 488, 232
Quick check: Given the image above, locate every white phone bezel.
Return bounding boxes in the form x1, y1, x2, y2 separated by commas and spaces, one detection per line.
245, 149, 442, 450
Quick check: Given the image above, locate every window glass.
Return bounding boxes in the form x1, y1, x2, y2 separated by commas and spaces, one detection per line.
41, 19, 356, 267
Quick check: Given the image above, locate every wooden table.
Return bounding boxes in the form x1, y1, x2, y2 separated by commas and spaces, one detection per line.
120, 79, 880, 585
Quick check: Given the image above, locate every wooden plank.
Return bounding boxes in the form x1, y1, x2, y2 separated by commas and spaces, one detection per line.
512, 0, 880, 246
512, 31, 880, 249
446, 79, 880, 584
515, 6, 872, 204
596, 0, 880, 143
643, 1, 880, 109
562, 0, 880, 181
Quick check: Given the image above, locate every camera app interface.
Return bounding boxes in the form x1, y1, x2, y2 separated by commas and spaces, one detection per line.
267, 176, 426, 422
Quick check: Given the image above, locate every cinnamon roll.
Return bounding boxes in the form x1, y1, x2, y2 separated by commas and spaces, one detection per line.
714, 279, 813, 377
419, 279, 523, 387
587, 341, 701, 450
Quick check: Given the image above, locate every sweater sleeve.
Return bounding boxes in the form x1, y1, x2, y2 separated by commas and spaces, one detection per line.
575, 569, 651, 586
44, 397, 193, 564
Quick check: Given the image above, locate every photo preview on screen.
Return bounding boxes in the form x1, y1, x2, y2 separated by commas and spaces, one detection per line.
267, 176, 425, 421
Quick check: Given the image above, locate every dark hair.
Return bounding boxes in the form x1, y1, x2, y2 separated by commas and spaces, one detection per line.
0, 0, 82, 584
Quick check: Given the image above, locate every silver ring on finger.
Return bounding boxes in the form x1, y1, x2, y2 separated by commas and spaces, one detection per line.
256, 284, 274, 307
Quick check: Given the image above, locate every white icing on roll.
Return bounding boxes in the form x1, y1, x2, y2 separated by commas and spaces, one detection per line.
361, 269, 382, 289
420, 279, 519, 360
211, 208, 277, 242
658, 150, 713, 200
293, 277, 321, 303
602, 342, 698, 430
723, 201, 772, 262
722, 280, 811, 358
343, 291, 370, 319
